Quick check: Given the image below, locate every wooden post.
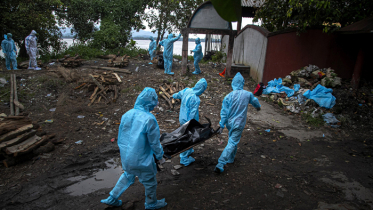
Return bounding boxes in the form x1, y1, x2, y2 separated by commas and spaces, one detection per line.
13, 75, 19, 115
10, 74, 14, 116
226, 31, 235, 78
237, 18, 242, 32
182, 31, 189, 75
351, 48, 364, 89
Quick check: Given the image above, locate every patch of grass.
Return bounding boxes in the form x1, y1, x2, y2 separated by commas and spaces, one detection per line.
121, 87, 131, 94
302, 113, 325, 127
134, 85, 143, 92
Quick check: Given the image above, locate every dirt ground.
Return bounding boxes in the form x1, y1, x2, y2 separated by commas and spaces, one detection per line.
0, 58, 372, 210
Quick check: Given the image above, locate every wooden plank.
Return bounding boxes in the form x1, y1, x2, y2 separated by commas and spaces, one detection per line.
89, 74, 105, 92
74, 83, 87, 90
90, 87, 99, 99
0, 124, 33, 143
0, 130, 36, 150
6, 135, 41, 155
160, 94, 173, 109
112, 73, 122, 82
159, 86, 171, 98
14, 100, 24, 110
89, 87, 108, 106
90, 66, 132, 74
12, 134, 55, 156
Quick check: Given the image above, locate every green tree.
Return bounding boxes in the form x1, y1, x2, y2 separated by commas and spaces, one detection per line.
58, 0, 148, 49
145, 0, 204, 45
254, 0, 373, 33
0, 0, 64, 58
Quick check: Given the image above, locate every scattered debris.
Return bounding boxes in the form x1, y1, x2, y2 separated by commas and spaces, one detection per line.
75, 140, 83, 145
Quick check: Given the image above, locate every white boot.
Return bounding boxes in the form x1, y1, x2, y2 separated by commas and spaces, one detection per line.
28, 67, 34, 70
34, 67, 41, 70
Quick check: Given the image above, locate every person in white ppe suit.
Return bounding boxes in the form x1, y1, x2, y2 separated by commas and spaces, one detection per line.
25, 30, 41, 70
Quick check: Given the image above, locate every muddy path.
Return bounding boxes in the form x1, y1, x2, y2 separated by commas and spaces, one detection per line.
0, 59, 372, 210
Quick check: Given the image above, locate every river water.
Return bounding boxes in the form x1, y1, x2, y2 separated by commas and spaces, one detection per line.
0, 39, 203, 58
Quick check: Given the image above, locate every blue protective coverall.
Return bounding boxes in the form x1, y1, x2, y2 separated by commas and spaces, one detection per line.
172, 78, 207, 166
148, 37, 157, 64
25, 30, 40, 70
191, 38, 203, 74
215, 73, 261, 173
159, 34, 181, 75
1, 34, 18, 70
101, 87, 167, 209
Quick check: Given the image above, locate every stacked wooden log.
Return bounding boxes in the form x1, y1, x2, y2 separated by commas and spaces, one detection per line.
0, 116, 55, 167
61, 54, 85, 68
158, 82, 185, 109
107, 54, 130, 68
75, 71, 123, 106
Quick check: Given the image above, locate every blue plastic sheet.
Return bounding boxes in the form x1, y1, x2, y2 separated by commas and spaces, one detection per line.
303, 84, 336, 109
262, 78, 295, 97
322, 113, 340, 128
294, 84, 300, 92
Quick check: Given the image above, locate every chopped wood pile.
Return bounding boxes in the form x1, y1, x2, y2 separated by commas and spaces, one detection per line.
61, 54, 85, 68
75, 71, 123, 106
0, 115, 57, 167
107, 54, 130, 68
158, 82, 185, 109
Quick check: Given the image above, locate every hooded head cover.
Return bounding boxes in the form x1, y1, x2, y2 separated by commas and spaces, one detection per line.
30, 30, 37, 36
6, 33, 12, 39
192, 78, 207, 96
168, 34, 174, 39
195, 37, 200, 44
232, 72, 245, 91
149, 36, 154, 41
134, 87, 158, 112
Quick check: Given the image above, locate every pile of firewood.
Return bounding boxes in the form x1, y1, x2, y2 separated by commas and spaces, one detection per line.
158, 82, 185, 109
0, 116, 56, 167
107, 54, 130, 68
61, 54, 85, 68
75, 71, 123, 106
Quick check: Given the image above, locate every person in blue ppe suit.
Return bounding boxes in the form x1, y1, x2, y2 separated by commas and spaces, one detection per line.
171, 78, 208, 166
148, 36, 156, 65
25, 30, 41, 70
1, 33, 18, 70
190, 37, 203, 74
215, 72, 261, 173
101, 87, 167, 209
159, 34, 181, 75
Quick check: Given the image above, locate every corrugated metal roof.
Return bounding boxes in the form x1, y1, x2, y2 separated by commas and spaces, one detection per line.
241, 0, 265, 7
338, 16, 373, 34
